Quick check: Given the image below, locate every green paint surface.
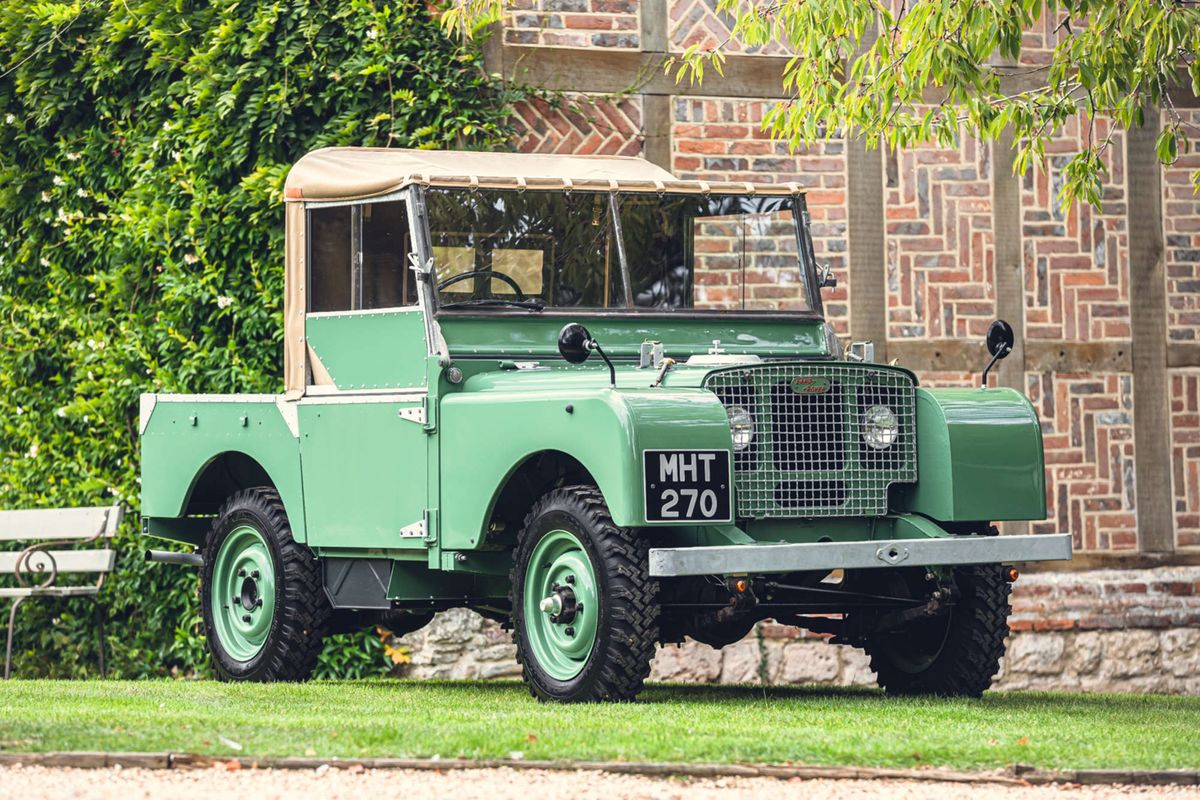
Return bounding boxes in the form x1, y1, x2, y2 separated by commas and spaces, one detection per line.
140, 400, 306, 541
209, 524, 276, 661
306, 309, 428, 390
522, 529, 598, 680
438, 314, 827, 359
438, 367, 733, 545
1, 680, 1196, 771
299, 401, 428, 550
899, 387, 1047, 522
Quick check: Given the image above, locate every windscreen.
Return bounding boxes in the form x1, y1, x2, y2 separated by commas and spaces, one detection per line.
426, 189, 816, 313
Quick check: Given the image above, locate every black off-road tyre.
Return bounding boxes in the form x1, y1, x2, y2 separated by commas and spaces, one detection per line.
511, 486, 659, 702
201, 488, 330, 682
864, 564, 1012, 698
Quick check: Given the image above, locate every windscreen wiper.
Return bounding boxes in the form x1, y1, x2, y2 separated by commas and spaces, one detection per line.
440, 298, 546, 312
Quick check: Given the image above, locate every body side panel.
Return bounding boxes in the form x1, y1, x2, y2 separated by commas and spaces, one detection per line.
298, 397, 429, 551
140, 396, 307, 541
305, 308, 428, 390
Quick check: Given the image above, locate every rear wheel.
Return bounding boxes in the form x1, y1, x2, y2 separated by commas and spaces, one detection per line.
511, 486, 658, 702
201, 488, 330, 681
863, 564, 1012, 697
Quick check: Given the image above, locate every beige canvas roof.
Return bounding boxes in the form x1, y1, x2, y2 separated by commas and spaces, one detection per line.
284, 147, 806, 202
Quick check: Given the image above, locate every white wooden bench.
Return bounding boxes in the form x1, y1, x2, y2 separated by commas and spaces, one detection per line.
1, 504, 122, 679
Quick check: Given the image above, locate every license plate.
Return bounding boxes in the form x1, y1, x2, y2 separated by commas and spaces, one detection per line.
642, 449, 733, 524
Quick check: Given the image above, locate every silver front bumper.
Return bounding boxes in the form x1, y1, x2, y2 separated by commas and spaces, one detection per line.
647, 533, 1072, 577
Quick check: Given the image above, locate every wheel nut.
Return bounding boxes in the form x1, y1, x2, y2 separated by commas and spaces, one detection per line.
242, 614, 251, 623
565, 575, 575, 584
237, 569, 246, 578
565, 627, 575, 637
251, 570, 260, 579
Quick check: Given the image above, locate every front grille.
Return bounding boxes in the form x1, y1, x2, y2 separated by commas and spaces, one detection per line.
705, 363, 917, 519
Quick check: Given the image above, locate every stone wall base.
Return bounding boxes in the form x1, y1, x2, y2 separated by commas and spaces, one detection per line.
396, 567, 1200, 694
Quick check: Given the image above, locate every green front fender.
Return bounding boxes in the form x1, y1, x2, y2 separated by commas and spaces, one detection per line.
438, 386, 732, 549
897, 387, 1047, 522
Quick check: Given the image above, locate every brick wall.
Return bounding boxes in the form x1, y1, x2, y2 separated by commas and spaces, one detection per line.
1165, 110, 1200, 344
1166, 113, 1200, 552
669, 97, 851, 332
885, 135, 996, 341
1173, 372, 1200, 549
506, 0, 639, 48
512, 94, 644, 156
498, 4, 1199, 556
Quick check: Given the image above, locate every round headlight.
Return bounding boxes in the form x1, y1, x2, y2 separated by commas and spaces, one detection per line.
862, 405, 899, 450
728, 406, 755, 451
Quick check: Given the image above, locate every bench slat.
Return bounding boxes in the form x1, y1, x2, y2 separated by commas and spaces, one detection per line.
0, 505, 122, 542
0, 549, 116, 575
0, 585, 101, 599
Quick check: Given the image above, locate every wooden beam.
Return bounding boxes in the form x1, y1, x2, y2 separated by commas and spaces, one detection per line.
1168, 342, 1200, 368
638, 0, 672, 170
887, 340, 1133, 374
1024, 341, 1133, 373
639, 0, 668, 52
642, 95, 672, 170
1127, 109, 1174, 554
499, 46, 793, 98
846, 138, 887, 360
495, 44, 1200, 105
992, 129, 1025, 393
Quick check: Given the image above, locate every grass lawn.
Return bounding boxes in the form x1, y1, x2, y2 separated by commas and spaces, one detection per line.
1, 680, 1198, 772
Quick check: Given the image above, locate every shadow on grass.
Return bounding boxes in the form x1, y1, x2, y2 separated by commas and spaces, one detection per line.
303, 677, 1195, 716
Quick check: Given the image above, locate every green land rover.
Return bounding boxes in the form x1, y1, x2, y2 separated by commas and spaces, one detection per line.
141, 148, 1071, 702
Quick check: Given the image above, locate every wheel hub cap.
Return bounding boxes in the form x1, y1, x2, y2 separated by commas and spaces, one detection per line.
210, 524, 275, 662
524, 530, 598, 680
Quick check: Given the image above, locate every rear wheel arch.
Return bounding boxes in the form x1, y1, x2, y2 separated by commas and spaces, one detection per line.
172, 449, 307, 543
184, 451, 276, 516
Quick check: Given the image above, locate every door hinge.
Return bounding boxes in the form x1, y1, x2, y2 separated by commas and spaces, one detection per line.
398, 399, 426, 426
399, 519, 426, 539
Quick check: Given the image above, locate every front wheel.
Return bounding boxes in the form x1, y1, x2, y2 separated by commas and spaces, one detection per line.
200, 488, 330, 681
862, 564, 1012, 697
511, 486, 659, 702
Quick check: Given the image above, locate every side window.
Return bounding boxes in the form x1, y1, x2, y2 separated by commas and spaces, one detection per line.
309, 207, 352, 313
308, 200, 413, 312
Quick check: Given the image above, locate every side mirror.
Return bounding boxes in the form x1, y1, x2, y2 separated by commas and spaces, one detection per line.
558, 322, 616, 387
981, 319, 1016, 387
558, 323, 593, 364
986, 319, 1015, 359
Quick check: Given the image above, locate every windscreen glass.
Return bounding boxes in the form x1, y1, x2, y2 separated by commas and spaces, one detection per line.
426, 189, 814, 313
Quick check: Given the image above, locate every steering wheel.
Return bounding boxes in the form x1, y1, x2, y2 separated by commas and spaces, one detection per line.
437, 269, 525, 302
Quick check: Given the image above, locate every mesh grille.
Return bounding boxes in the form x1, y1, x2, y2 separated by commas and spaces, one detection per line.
705, 363, 917, 519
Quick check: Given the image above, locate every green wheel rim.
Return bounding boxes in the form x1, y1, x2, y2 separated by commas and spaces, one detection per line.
210, 524, 276, 662
523, 529, 598, 681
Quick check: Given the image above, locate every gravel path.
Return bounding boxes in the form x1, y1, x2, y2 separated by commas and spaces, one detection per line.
1, 765, 1199, 800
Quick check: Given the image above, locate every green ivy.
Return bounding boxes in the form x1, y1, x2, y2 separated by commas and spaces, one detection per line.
0, 0, 526, 678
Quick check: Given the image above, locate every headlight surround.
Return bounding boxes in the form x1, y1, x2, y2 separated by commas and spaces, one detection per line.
728, 406, 755, 451
862, 405, 899, 450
